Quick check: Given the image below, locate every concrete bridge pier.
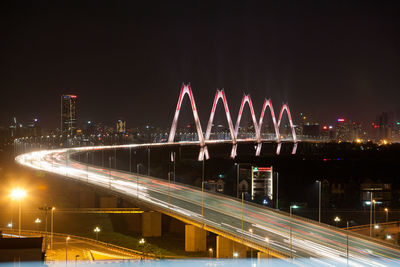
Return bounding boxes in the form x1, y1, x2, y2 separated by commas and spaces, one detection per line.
142, 211, 162, 237
216, 235, 247, 258
185, 225, 206, 252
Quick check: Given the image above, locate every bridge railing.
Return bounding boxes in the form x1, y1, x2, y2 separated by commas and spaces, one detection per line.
66, 147, 400, 252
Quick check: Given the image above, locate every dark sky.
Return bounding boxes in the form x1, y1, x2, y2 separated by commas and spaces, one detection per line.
1, 1, 399, 129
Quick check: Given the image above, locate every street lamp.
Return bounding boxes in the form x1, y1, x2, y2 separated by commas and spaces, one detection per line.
35, 218, 41, 231
66, 236, 71, 265
289, 205, 299, 259
316, 180, 321, 223
51, 207, 55, 250
233, 252, 238, 258
334, 216, 341, 227
94, 226, 101, 241
265, 237, 270, 259
139, 238, 146, 259
385, 208, 389, 223
372, 199, 376, 225
249, 228, 253, 259
10, 188, 27, 237
208, 248, 213, 258
7, 222, 13, 229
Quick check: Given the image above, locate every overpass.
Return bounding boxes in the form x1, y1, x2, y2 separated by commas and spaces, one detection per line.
15, 143, 400, 266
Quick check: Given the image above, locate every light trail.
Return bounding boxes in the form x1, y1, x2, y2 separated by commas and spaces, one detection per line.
15, 144, 400, 265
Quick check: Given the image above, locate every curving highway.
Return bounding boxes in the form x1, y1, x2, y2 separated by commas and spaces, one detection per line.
15, 143, 400, 266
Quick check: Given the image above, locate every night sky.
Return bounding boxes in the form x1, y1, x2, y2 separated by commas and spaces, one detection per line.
1, 1, 399, 129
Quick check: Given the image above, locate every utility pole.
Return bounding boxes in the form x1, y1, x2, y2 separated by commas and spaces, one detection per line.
370, 192, 373, 237
347, 221, 349, 266
276, 172, 279, 209
147, 148, 150, 176
318, 180, 321, 223
129, 147, 132, 172
236, 163, 240, 198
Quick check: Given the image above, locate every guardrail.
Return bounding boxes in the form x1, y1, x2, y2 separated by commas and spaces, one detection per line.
0, 228, 159, 259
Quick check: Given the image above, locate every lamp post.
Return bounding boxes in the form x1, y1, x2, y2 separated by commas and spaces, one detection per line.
66, 236, 71, 265
373, 199, 376, 226
139, 238, 145, 260
385, 208, 389, 223
168, 172, 171, 207
369, 193, 373, 237
171, 151, 176, 182
316, 180, 321, 223
201, 157, 205, 221
10, 188, 27, 238
147, 148, 150, 176
35, 218, 41, 231
289, 204, 299, 259
94, 226, 100, 241
276, 172, 279, 209
334, 216, 341, 227
51, 207, 55, 250
241, 192, 244, 242
346, 221, 349, 265
249, 228, 253, 260
265, 237, 270, 260
235, 163, 239, 198
137, 164, 140, 199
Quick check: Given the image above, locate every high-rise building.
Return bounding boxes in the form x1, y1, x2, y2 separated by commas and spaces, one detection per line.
61, 95, 77, 136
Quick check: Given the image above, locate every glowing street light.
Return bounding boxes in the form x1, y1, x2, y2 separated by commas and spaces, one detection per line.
139, 238, 146, 259
94, 226, 101, 240
208, 248, 213, 258
10, 188, 27, 237
233, 252, 239, 258
66, 236, 71, 265
7, 222, 13, 228
334, 216, 341, 227
384, 208, 389, 223
35, 218, 41, 231
290, 204, 300, 259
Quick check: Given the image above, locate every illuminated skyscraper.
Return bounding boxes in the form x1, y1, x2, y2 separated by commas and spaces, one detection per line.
61, 95, 77, 136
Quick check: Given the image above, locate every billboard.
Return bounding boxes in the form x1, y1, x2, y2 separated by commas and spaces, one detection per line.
251, 166, 273, 201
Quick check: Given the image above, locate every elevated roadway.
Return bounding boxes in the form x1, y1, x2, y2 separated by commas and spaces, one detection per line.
15, 143, 400, 266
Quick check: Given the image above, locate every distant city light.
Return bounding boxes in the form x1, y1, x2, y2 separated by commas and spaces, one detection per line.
329, 125, 333, 129
337, 118, 345, 122
322, 126, 328, 130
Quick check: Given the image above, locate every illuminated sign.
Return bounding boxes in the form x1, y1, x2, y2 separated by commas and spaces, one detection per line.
251, 166, 273, 201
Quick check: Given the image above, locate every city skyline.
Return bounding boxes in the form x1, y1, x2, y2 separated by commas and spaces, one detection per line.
1, 1, 400, 128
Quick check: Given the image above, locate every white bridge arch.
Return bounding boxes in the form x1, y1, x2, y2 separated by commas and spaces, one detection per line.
168, 83, 297, 160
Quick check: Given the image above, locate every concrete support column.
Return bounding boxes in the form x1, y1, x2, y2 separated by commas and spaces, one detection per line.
185, 225, 206, 252
142, 212, 162, 237
216, 235, 247, 258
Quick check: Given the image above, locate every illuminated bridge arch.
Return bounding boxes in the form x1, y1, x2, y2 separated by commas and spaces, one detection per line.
276, 104, 297, 154
234, 94, 260, 140
169, 84, 297, 160
255, 99, 280, 155
203, 89, 237, 158
168, 84, 209, 160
